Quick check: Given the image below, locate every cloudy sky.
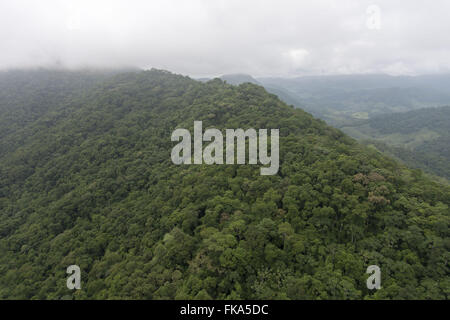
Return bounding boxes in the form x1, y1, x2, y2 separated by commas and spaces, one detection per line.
1, 0, 450, 77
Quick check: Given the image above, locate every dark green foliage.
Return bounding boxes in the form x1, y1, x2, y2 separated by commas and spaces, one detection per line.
0, 70, 448, 300
367, 140, 450, 182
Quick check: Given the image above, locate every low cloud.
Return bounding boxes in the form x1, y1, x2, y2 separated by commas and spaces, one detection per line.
1, 0, 450, 77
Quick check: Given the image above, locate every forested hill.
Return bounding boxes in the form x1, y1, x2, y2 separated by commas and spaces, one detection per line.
341, 106, 450, 180
0, 70, 449, 300
0, 69, 126, 139
368, 105, 450, 134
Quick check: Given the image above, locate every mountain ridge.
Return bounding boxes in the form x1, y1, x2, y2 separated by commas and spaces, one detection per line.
0, 69, 448, 300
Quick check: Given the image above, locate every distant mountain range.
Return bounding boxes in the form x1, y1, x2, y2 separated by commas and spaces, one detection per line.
208, 73, 450, 181
341, 106, 450, 181
208, 73, 450, 127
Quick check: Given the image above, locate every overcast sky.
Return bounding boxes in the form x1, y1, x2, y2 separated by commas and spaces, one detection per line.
1, 0, 450, 77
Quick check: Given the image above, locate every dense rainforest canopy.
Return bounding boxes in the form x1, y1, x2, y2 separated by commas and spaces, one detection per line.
0, 69, 448, 299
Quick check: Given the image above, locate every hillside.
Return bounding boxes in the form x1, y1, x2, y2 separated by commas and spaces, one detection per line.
0, 70, 449, 300
0, 69, 120, 137
341, 106, 450, 180
219, 74, 260, 86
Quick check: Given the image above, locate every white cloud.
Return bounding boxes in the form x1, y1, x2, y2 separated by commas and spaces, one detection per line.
0, 0, 449, 76
286, 49, 310, 68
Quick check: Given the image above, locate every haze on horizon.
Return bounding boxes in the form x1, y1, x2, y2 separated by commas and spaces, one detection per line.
1, 0, 450, 78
